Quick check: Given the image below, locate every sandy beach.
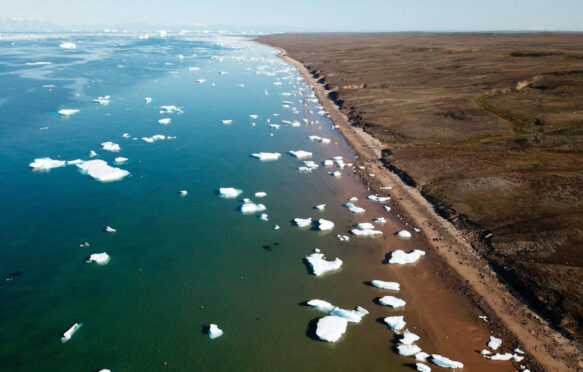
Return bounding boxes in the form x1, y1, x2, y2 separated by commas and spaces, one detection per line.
259, 42, 583, 371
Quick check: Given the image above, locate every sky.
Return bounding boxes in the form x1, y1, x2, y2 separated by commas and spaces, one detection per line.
2, 0, 583, 32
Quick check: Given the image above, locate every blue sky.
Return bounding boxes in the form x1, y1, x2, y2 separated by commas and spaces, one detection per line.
2, 0, 583, 31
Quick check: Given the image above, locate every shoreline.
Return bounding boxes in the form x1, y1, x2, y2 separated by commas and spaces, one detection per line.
263, 43, 581, 371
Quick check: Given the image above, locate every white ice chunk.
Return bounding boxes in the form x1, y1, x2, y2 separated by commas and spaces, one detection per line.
388, 250, 426, 264
221, 119, 233, 124
114, 157, 128, 164
485, 353, 524, 362
314, 204, 326, 210
29, 157, 66, 170
416, 363, 431, 372
344, 203, 365, 213
61, 323, 82, 343
401, 330, 420, 345
101, 141, 121, 152
348, 197, 358, 201
398, 344, 422, 356
305, 250, 342, 276
208, 324, 223, 339
384, 206, 392, 212
142, 134, 166, 143
371, 280, 400, 291
294, 217, 312, 227
379, 295, 406, 308
315, 316, 347, 342
330, 171, 342, 177
336, 235, 350, 241
355, 222, 374, 230
58, 109, 79, 116
368, 195, 390, 202
416, 352, 430, 362
322, 159, 334, 166
59, 42, 76, 49
288, 150, 312, 159
307, 299, 368, 323
93, 96, 110, 105
218, 187, 242, 198
180, 190, 188, 196
318, 219, 334, 231
188, 67, 200, 71
395, 230, 412, 238
249, 114, 258, 119
514, 348, 525, 354
158, 118, 171, 125
67, 159, 82, 165
384, 316, 406, 331
269, 124, 280, 129
351, 229, 382, 236
240, 202, 266, 214
104, 226, 116, 233
431, 355, 464, 368
307, 299, 335, 313
145, 97, 152, 103
488, 336, 502, 350
255, 191, 267, 198
159, 105, 183, 114
76, 160, 129, 182
85, 252, 110, 265
374, 217, 386, 223
251, 152, 281, 161
259, 213, 268, 221
196, 79, 207, 84
480, 349, 491, 355
273, 225, 280, 230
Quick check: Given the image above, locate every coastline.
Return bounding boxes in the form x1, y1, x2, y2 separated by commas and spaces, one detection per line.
262, 43, 582, 371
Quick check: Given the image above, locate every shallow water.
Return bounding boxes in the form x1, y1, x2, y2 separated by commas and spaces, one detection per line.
0, 32, 512, 371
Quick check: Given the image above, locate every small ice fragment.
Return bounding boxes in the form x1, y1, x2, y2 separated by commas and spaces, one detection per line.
114, 157, 128, 164
401, 330, 420, 345
322, 159, 334, 166
93, 96, 110, 105
159, 105, 184, 114
294, 217, 312, 227
380, 186, 393, 190
388, 250, 426, 264
384, 316, 406, 331
104, 226, 116, 233
249, 114, 258, 119
251, 152, 281, 161
398, 344, 422, 356
318, 219, 334, 231
307, 300, 368, 323
158, 118, 171, 125
395, 230, 412, 238
142, 134, 166, 143
431, 355, 464, 368
58, 109, 79, 116
269, 124, 280, 129
488, 336, 502, 350
384, 206, 392, 212
61, 323, 82, 343
221, 120, 233, 124
255, 192, 267, 198
374, 217, 386, 223
218, 187, 242, 198
307, 299, 335, 313
86, 252, 110, 265
355, 222, 374, 230
371, 280, 400, 291
196, 79, 206, 84
59, 42, 76, 49
485, 353, 524, 362
101, 141, 121, 152
351, 229, 382, 236
344, 203, 365, 213
416, 352, 430, 362
478, 315, 488, 322
315, 315, 347, 343
514, 348, 525, 354
416, 363, 431, 372
188, 67, 200, 71
330, 171, 342, 177
208, 324, 223, 339
336, 235, 350, 241
145, 97, 152, 103
348, 197, 358, 201
259, 213, 268, 221
76, 160, 129, 182
304, 250, 342, 276
379, 295, 406, 308
480, 349, 491, 355
67, 159, 82, 165
288, 150, 312, 159
180, 190, 188, 196
413, 227, 420, 232
29, 158, 66, 170
273, 225, 280, 230
240, 202, 266, 214
368, 195, 390, 202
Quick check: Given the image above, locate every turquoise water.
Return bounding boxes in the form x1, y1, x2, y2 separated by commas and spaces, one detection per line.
0, 33, 461, 372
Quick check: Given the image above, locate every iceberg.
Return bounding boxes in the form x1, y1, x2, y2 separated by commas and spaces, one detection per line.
158, 118, 171, 125
180, 190, 188, 196
485, 353, 524, 362
322, 159, 334, 166
344, 203, 365, 213
416, 363, 431, 372
218, 187, 242, 198
307, 300, 369, 323
355, 222, 374, 230
368, 195, 390, 202
379, 296, 406, 308
114, 157, 128, 164
304, 250, 342, 276
58, 109, 79, 116
398, 344, 422, 356
395, 230, 412, 238
287, 150, 312, 159
259, 213, 268, 221
274, 225, 280, 230
351, 229, 382, 236
416, 352, 430, 362
269, 124, 280, 129
145, 97, 152, 103
371, 280, 400, 291
388, 250, 426, 264
249, 114, 258, 119
401, 330, 420, 345
61, 323, 82, 343
294, 217, 312, 227
104, 226, 116, 233
488, 336, 502, 350
142, 135, 166, 143
330, 171, 342, 177
240, 202, 266, 214
188, 67, 200, 71
251, 152, 281, 161
29, 157, 66, 171
93, 95, 111, 105
101, 141, 121, 152
318, 219, 334, 231
67, 159, 82, 165
59, 42, 76, 49
208, 324, 223, 339
384, 316, 406, 331
159, 105, 183, 114
314, 204, 326, 210
255, 191, 267, 198
384, 206, 392, 212
336, 235, 350, 241
431, 355, 464, 368
76, 160, 129, 182
348, 197, 358, 201
307, 299, 334, 313
374, 217, 386, 223
315, 316, 348, 343
85, 252, 110, 265
221, 119, 233, 124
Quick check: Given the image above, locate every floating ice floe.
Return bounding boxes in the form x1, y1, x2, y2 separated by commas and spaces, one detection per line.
395, 230, 412, 238
61, 323, 82, 343
145, 97, 152, 103
67, 159, 82, 165
288, 150, 312, 159
307, 299, 369, 323
384, 316, 406, 331
114, 157, 128, 164
159, 105, 184, 114
351, 228, 383, 236
180, 190, 188, 196
314, 204, 326, 210
294, 217, 312, 227
240, 201, 266, 214
249, 114, 258, 119
322, 159, 334, 167
384, 206, 392, 212
101, 141, 121, 152
416, 352, 430, 362
218, 187, 242, 198
318, 219, 334, 231
208, 324, 223, 339
348, 197, 358, 201
315, 315, 347, 343
158, 118, 171, 125
29, 157, 66, 170
379, 296, 406, 308
86, 252, 110, 265
416, 363, 431, 372
305, 249, 342, 276
188, 67, 200, 71
273, 225, 280, 230
431, 355, 464, 368
255, 191, 267, 198
401, 330, 420, 345
221, 119, 233, 124
196, 79, 206, 84
259, 213, 268, 221
251, 152, 281, 161
142, 135, 166, 143
337, 235, 350, 241
76, 160, 129, 182
480, 350, 491, 355
387, 250, 426, 264
488, 336, 502, 350
93, 95, 110, 105
371, 280, 400, 291
374, 217, 386, 223
330, 171, 342, 177
398, 344, 422, 356
368, 195, 390, 202
355, 222, 374, 229
269, 124, 280, 129
344, 203, 365, 213
485, 353, 524, 362
59, 42, 76, 49
58, 109, 79, 116
104, 226, 116, 233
